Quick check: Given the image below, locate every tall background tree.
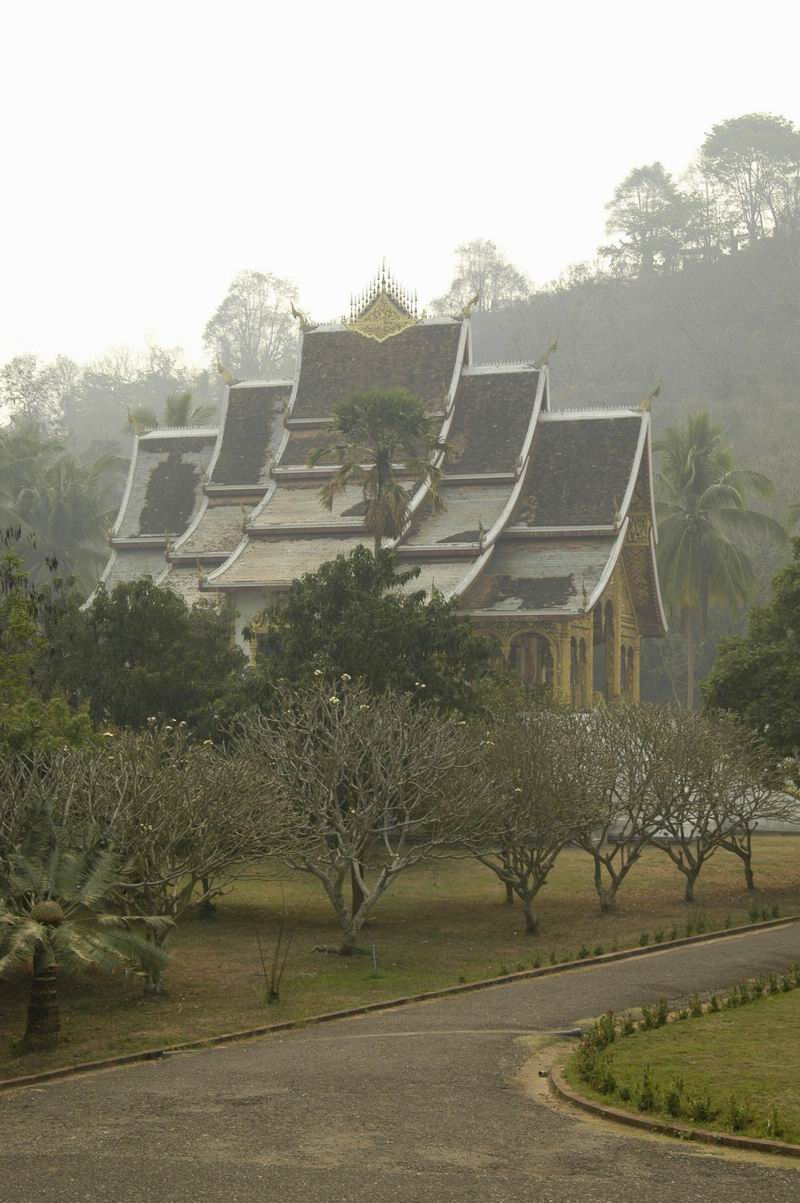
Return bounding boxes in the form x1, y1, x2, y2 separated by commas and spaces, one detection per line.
601, 163, 698, 275
203, 270, 299, 379
700, 113, 800, 244
431, 239, 533, 313
654, 411, 785, 707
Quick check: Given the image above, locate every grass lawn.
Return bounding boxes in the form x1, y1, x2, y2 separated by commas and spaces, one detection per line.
564, 987, 800, 1143
1, 837, 799, 1082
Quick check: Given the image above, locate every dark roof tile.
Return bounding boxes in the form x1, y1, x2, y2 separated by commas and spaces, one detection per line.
446, 371, 539, 475
515, 416, 642, 527
291, 322, 461, 419
211, 384, 291, 485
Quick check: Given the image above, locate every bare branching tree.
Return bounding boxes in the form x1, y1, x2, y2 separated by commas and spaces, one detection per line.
235, 678, 494, 954
576, 706, 673, 913
472, 709, 598, 934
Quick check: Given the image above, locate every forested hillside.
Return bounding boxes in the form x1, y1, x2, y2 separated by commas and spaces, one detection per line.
473, 236, 800, 511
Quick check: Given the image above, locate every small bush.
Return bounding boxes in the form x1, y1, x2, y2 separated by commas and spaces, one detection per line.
737, 982, 751, 1006
780, 973, 792, 992
708, 993, 720, 1013
549, 952, 557, 965
617, 1083, 631, 1102
725, 1094, 752, 1132
636, 1069, 657, 1112
676, 1007, 689, 1020
592, 944, 604, 957
532, 957, 541, 969
687, 1093, 714, 1123
767, 973, 781, 995
790, 962, 800, 986
620, 1014, 636, 1036
685, 921, 695, 937
664, 1078, 684, 1117
748, 905, 761, 923
499, 962, 509, 975
669, 926, 678, 941
695, 914, 707, 934
638, 931, 650, 947
722, 915, 731, 930
653, 929, 665, 944
577, 944, 590, 960
761, 908, 770, 922
655, 997, 669, 1027
772, 906, 780, 919
639, 1005, 656, 1031
751, 977, 765, 998
595, 1011, 617, 1048
767, 1105, 786, 1140
689, 993, 703, 1018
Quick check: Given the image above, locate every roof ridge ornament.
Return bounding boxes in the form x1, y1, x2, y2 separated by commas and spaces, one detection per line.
346, 263, 420, 342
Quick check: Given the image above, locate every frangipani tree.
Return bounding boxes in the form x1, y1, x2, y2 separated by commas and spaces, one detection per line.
236, 677, 494, 954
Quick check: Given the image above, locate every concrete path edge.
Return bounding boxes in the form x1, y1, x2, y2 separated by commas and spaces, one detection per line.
549, 1060, 800, 1161
2, 913, 797, 1096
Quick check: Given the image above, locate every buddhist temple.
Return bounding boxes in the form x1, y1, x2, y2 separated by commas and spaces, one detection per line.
96, 267, 667, 705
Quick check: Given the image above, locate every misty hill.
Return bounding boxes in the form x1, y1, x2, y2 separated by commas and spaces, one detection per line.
472, 237, 800, 511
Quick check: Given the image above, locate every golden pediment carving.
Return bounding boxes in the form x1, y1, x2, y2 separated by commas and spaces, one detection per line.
347, 291, 417, 342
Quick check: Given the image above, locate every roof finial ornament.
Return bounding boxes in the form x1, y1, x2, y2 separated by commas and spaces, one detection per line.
639, 383, 661, 412
290, 300, 314, 331
533, 337, 559, 369
461, 290, 480, 318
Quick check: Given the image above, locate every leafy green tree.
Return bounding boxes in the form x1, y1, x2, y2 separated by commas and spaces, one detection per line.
655, 412, 785, 708
41, 579, 246, 731
701, 113, 800, 243
0, 796, 170, 1050
0, 540, 95, 755
602, 163, 698, 275
307, 388, 447, 555
241, 546, 495, 716
704, 538, 800, 765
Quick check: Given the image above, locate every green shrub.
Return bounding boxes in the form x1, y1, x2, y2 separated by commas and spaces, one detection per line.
748, 905, 760, 923
689, 993, 703, 1018
725, 1094, 752, 1132
620, 1013, 636, 1036
636, 1069, 657, 1112
653, 929, 664, 944
617, 1083, 631, 1102
708, 993, 720, 1012
592, 944, 604, 957
767, 1105, 786, 1140
655, 997, 669, 1027
638, 931, 650, 947
664, 1078, 685, 1117
669, 926, 678, 941
772, 906, 780, 919
577, 944, 590, 960
687, 1093, 714, 1123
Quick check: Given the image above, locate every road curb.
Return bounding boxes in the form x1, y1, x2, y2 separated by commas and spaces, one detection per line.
549, 1061, 800, 1161
1, 913, 797, 1095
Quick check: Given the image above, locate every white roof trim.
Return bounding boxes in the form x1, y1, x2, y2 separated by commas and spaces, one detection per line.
462, 363, 540, 376
540, 408, 642, 422
230, 379, 294, 390
139, 426, 218, 439
451, 544, 496, 598
617, 412, 649, 529
111, 438, 140, 538
587, 519, 629, 612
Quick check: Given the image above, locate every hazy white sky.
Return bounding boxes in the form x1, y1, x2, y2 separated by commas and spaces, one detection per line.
2, 0, 798, 365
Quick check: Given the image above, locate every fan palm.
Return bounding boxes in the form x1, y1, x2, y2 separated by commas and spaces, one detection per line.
306, 387, 448, 555
0, 802, 171, 1051
655, 411, 786, 708
126, 389, 215, 435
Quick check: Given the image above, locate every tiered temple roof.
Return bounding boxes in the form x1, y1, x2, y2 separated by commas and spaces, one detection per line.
96, 269, 667, 654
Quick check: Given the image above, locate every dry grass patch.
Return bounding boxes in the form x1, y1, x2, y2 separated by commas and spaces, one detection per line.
1, 837, 798, 1081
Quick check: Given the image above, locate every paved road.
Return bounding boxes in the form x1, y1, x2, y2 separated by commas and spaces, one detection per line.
2, 925, 800, 1203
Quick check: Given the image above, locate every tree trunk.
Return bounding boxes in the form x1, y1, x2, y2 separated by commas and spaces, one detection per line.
743, 855, 755, 892
500, 850, 515, 903
593, 854, 617, 914
685, 609, 696, 710
24, 946, 60, 1051
683, 867, 700, 903
351, 862, 365, 917
521, 896, 539, 935
197, 877, 217, 919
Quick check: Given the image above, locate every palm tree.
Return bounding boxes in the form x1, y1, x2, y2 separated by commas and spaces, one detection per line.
0, 801, 170, 1051
655, 411, 786, 708
0, 425, 122, 590
306, 387, 448, 555
126, 389, 215, 435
